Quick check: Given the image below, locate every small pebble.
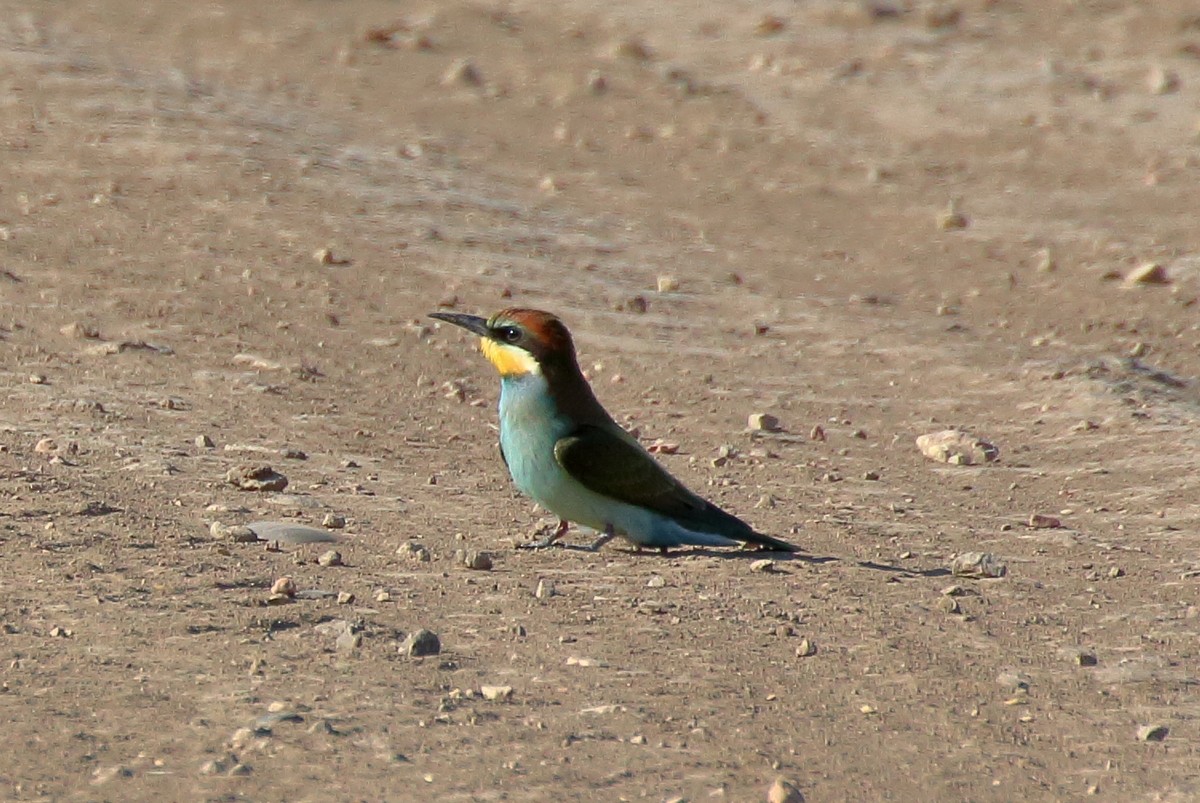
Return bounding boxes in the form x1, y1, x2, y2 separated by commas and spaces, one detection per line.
1147, 65, 1180, 95
457, 550, 494, 571
211, 522, 259, 543
336, 591, 355, 605
480, 685, 513, 701
1123, 262, 1170, 287
225, 465, 288, 492
1028, 513, 1061, 529
195, 434, 215, 448
443, 58, 483, 86
336, 629, 362, 653
321, 513, 346, 529
396, 541, 431, 561
647, 575, 666, 588
795, 639, 816, 657
916, 430, 999, 465
400, 629, 441, 657
656, 275, 679, 293
936, 201, 969, 230
768, 776, 806, 803
317, 550, 344, 567
270, 577, 297, 597
951, 552, 1007, 578
939, 596, 961, 614
748, 413, 782, 432
750, 559, 779, 573
535, 578, 556, 599
1136, 724, 1169, 742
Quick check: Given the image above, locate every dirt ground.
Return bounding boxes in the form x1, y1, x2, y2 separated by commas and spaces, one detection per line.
2, 0, 1200, 800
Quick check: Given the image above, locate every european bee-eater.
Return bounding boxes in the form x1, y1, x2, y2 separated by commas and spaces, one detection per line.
430, 308, 797, 553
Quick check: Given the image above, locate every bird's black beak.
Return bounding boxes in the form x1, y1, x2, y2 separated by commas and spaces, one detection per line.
429, 311, 492, 338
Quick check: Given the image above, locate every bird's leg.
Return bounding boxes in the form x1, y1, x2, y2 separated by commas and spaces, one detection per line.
587, 524, 617, 552
519, 519, 570, 549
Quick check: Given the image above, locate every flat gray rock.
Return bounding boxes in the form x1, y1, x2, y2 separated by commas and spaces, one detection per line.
247, 521, 340, 544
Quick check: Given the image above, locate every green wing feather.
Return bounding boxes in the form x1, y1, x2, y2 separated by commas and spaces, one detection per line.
553, 425, 704, 517
554, 424, 798, 551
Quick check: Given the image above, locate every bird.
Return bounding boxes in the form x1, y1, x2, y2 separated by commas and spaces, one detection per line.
429, 307, 797, 553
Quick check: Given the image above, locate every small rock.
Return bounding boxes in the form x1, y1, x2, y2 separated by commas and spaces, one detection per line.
535, 578, 556, 599
200, 755, 235, 775
748, 413, 782, 432
755, 14, 787, 36
629, 734, 647, 745
750, 559, 779, 573
375, 590, 392, 603
756, 494, 777, 509
809, 425, 826, 441
951, 552, 1007, 578
457, 550, 494, 571
266, 593, 292, 606
1136, 724, 1169, 742
336, 628, 362, 653
317, 550, 343, 567
795, 639, 816, 657
863, 470, 880, 481
270, 577, 297, 597
996, 671, 1031, 691
34, 438, 58, 454
1147, 65, 1180, 95
245, 521, 338, 544
1123, 262, 1170, 287
916, 430, 999, 465
480, 685, 513, 702
195, 434, 215, 448
313, 247, 349, 265
1035, 248, 1056, 273
768, 776, 806, 803
939, 596, 961, 614
400, 629, 440, 657
940, 584, 965, 597
443, 58, 484, 87
322, 513, 346, 529
656, 275, 679, 293
1060, 647, 1098, 667
936, 201, 969, 230
396, 541, 431, 562
61, 321, 101, 339
1028, 513, 1061, 529
336, 591, 355, 605
225, 465, 288, 492
612, 37, 654, 62
647, 575, 666, 588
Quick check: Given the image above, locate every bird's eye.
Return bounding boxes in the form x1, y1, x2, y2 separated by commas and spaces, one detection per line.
498, 326, 521, 343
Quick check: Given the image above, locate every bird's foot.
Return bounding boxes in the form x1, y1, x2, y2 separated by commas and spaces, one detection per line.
517, 519, 570, 550
517, 535, 563, 550
586, 526, 617, 552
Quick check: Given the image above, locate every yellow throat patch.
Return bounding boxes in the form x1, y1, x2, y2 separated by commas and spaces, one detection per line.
480, 338, 540, 377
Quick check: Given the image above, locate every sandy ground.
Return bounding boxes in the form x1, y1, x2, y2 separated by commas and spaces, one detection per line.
2, 0, 1200, 800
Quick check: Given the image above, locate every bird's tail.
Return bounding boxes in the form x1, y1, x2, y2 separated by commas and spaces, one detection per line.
744, 531, 799, 552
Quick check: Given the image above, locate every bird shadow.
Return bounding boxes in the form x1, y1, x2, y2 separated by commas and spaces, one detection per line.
517, 540, 952, 577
